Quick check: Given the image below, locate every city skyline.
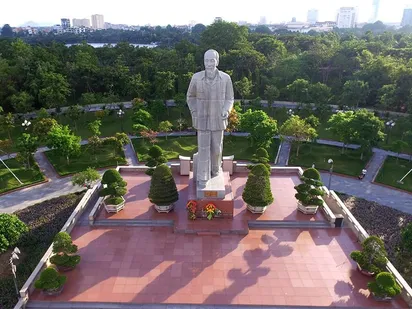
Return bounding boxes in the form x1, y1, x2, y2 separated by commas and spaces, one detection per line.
1, 0, 411, 27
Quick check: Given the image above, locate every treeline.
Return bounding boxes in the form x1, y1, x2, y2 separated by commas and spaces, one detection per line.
1, 21, 412, 114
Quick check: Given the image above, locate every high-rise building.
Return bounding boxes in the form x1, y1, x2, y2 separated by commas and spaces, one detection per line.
336, 7, 358, 28
61, 18, 70, 29
307, 9, 319, 24
401, 8, 412, 26
369, 0, 380, 23
73, 18, 91, 28
91, 14, 105, 29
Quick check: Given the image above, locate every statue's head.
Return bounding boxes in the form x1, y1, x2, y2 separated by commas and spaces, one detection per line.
204, 49, 219, 72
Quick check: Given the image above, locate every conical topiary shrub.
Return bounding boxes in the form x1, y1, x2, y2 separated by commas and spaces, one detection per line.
99, 169, 127, 205
243, 163, 273, 213
295, 167, 324, 207
149, 164, 179, 212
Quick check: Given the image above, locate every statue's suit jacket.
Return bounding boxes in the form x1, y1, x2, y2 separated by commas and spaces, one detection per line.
187, 70, 234, 131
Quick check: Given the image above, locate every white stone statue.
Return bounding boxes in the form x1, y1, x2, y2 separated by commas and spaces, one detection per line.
187, 49, 234, 188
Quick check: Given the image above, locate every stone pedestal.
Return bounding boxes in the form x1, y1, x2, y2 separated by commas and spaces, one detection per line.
179, 155, 191, 176
188, 171, 234, 218
222, 155, 234, 175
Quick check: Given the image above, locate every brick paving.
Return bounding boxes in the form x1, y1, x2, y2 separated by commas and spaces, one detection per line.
30, 226, 407, 307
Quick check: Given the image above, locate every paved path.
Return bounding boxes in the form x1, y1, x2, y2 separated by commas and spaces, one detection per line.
124, 143, 139, 166
276, 141, 291, 166
33, 151, 58, 180
364, 151, 388, 182
320, 172, 412, 214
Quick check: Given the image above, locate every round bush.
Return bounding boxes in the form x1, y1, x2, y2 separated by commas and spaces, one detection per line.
34, 267, 67, 291
148, 164, 179, 206
148, 145, 163, 158
0, 214, 28, 253
99, 169, 127, 198
294, 168, 324, 206
242, 163, 273, 207
302, 168, 321, 180
368, 272, 401, 298
101, 169, 123, 184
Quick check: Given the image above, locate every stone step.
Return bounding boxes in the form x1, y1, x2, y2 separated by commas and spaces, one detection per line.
248, 220, 331, 229
93, 219, 174, 227
174, 228, 249, 235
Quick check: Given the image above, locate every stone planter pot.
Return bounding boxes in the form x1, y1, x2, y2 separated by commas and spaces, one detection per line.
154, 204, 174, 213
104, 196, 126, 213
42, 285, 64, 296
56, 265, 75, 272
372, 293, 394, 302
357, 263, 375, 277
247, 204, 267, 214
297, 201, 319, 215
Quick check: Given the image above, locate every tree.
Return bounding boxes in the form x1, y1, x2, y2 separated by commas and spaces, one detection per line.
154, 71, 176, 99
158, 121, 173, 139
242, 164, 274, 207
340, 80, 370, 108
148, 164, 179, 206
88, 135, 102, 161
16, 133, 38, 169
38, 72, 71, 108
255, 37, 286, 59
226, 108, 240, 135
132, 109, 152, 128
200, 21, 248, 53
240, 109, 277, 148
1, 24, 13, 37
308, 82, 331, 105
392, 140, 407, 163
10, 91, 34, 113
280, 115, 317, 157
88, 120, 101, 137
286, 79, 311, 103
0, 214, 28, 253
0, 112, 14, 142
80, 93, 97, 111
66, 105, 83, 132
33, 118, 58, 142
140, 129, 158, 145
351, 109, 385, 160
378, 84, 396, 109
294, 168, 324, 206
327, 111, 356, 153
0, 139, 12, 158
47, 125, 81, 164
113, 133, 129, 149
36, 108, 50, 120
147, 100, 166, 122
264, 85, 280, 105
99, 169, 127, 204
72, 167, 101, 188
234, 77, 253, 101
304, 115, 320, 129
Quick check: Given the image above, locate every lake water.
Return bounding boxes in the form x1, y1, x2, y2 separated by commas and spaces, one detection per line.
64, 43, 157, 48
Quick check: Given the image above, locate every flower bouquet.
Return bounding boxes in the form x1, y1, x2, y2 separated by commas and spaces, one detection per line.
204, 203, 222, 220
186, 200, 197, 220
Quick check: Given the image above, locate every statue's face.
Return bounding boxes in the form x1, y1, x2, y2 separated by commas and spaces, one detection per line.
204, 51, 218, 71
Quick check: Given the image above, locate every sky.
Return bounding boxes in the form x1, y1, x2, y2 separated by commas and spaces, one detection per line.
1, 0, 411, 27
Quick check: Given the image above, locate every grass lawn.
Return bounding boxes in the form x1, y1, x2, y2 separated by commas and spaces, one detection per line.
288, 142, 372, 177
132, 136, 280, 162
45, 143, 126, 176
0, 158, 45, 194
375, 156, 412, 192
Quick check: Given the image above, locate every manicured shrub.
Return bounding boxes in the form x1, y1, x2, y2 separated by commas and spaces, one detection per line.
350, 235, 387, 273
242, 163, 274, 207
99, 169, 127, 204
368, 272, 401, 299
249, 147, 271, 171
49, 232, 81, 269
146, 145, 167, 175
294, 167, 324, 206
34, 267, 67, 291
148, 164, 179, 206
0, 214, 28, 253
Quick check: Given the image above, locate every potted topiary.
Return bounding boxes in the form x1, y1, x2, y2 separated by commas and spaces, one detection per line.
34, 267, 67, 296
368, 272, 401, 301
294, 168, 324, 215
350, 235, 388, 276
243, 164, 274, 214
49, 232, 80, 271
145, 145, 167, 176
99, 169, 127, 213
248, 147, 271, 171
149, 164, 179, 213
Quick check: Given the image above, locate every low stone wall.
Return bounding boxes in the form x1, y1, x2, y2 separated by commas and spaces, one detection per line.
327, 190, 412, 306
16, 184, 101, 308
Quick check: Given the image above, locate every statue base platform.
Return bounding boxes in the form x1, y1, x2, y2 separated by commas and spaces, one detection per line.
188, 172, 234, 219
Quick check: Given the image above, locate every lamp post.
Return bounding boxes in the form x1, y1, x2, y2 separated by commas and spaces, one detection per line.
385, 120, 395, 144
10, 247, 21, 296
117, 109, 125, 132
21, 119, 31, 131
327, 158, 334, 191
287, 109, 294, 117
397, 168, 412, 185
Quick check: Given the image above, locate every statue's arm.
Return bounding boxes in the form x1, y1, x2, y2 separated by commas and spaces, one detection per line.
223, 77, 234, 114
187, 77, 197, 113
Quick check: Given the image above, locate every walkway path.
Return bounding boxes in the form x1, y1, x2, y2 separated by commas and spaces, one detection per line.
124, 143, 139, 166
276, 141, 291, 166
320, 172, 412, 214
364, 151, 388, 182
33, 152, 58, 180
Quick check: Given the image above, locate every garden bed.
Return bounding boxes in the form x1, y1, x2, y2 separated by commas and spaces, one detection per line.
45, 143, 126, 176
375, 156, 412, 193
0, 192, 85, 309
288, 143, 372, 177
338, 193, 412, 288
0, 158, 45, 194
132, 136, 280, 162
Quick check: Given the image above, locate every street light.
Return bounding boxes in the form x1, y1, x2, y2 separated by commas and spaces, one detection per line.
327, 158, 334, 191
21, 119, 31, 131
9, 247, 21, 296
117, 109, 125, 132
397, 168, 412, 185
287, 109, 294, 116
385, 120, 395, 144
